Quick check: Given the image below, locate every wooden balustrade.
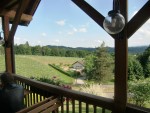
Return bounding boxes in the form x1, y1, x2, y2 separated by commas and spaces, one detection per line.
14, 74, 150, 113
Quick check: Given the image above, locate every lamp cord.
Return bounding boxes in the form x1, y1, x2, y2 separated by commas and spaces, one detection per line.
113, 0, 120, 10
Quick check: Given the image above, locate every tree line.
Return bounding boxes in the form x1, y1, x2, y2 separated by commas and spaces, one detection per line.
0, 41, 91, 58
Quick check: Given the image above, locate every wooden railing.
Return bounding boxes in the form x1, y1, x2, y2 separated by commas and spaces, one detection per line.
14, 74, 150, 113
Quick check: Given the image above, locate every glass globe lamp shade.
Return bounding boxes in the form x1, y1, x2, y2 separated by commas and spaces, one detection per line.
103, 10, 125, 34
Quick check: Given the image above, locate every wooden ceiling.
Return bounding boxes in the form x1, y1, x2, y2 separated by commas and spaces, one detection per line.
0, 0, 41, 26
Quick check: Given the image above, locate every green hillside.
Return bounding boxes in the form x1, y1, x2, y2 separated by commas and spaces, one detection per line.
0, 55, 83, 84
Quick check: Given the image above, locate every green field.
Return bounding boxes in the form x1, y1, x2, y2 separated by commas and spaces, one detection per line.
0, 55, 83, 84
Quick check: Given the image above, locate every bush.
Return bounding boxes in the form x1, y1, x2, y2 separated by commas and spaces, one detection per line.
31, 76, 62, 86
128, 79, 150, 107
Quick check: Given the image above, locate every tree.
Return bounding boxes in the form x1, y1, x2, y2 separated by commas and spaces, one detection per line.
84, 54, 96, 79
32, 45, 41, 55
24, 41, 32, 55
128, 55, 143, 80
93, 42, 113, 82
138, 45, 150, 77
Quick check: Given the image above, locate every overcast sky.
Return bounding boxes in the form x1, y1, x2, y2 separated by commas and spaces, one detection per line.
12, 0, 150, 47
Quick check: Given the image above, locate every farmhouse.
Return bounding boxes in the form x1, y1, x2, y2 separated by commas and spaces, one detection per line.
71, 61, 84, 71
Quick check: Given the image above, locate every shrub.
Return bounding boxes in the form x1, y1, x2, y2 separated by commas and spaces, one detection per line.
31, 76, 62, 86
128, 79, 150, 107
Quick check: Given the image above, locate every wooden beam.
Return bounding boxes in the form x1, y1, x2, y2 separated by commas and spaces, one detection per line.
0, 10, 33, 22
127, 1, 150, 38
71, 0, 116, 39
6, 0, 30, 47
0, 0, 17, 11
114, 0, 128, 113
2, 16, 12, 73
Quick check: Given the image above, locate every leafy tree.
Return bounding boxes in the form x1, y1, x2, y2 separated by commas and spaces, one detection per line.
144, 60, 150, 77
59, 48, 66, 57
128, 55, 143, 80
84, 54, 96, 79
24, 41, 32, 55
65, 50, 77, 57
138, 45, 150, 77
93, 42, 113, 82
32, 45, 41, 55
51, 48, 60, 56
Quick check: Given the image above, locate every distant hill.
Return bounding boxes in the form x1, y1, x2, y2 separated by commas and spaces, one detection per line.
47, 45, 148, 54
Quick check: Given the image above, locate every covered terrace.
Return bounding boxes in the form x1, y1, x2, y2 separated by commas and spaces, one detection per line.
0, 0, 150, 113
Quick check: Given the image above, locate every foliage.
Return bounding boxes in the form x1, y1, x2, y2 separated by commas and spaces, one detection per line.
93, 42, 114, 82
128, 55, 144, 80
128, 79, 150, 107
84, 54, 96, 79
32, 76, 62, 86
138, 45, 150, 77
84, 42, 114, 83
14, 42, 91, 58
49, 64, 75, 77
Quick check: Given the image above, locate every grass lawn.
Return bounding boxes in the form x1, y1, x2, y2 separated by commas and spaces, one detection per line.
0, 55, 82, 84
14, 55, 83, 84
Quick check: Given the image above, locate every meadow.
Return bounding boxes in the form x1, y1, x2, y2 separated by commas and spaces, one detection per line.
0, 55, 83, 84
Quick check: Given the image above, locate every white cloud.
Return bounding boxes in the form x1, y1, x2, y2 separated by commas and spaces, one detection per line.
67, 31, 74, 35
41, 32, 47, 37
56, 20, 66, 26
73, 28, 78, 32
96, 40, 103, 43
67, 26, 87, 35
129, 19, 150, 46
79, 28, 87, 32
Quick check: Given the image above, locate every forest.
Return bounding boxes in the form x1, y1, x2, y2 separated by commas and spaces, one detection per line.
0, 41, 148, 57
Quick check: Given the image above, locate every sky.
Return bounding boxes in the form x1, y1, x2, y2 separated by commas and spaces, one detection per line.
6, 0, 150, 48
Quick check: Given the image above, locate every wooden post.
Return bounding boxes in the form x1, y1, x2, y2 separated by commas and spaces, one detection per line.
114, 0, 128, 113
2, 16, 15, 73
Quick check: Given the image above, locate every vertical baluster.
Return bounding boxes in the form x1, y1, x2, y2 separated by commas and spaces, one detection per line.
61, 96, 64, 113
102, 108, 105, 113
66, 97, 69, 113
86, 103, 89, 113
24, 84, 28, 107
93, 105, 97, 113
29, 86, 32, 106
25, 84, 28, 107
40, 95, 42, 101
60, 96, 64, 113
72, 99, 75, 113
33, 92, 36, 104
79, 101, 82, 113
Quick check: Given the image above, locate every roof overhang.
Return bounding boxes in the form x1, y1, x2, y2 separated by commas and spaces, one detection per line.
0, 0, 41, 26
